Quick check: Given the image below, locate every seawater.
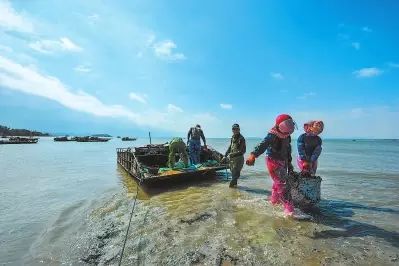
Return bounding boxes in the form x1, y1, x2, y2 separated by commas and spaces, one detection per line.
0, 138, 398, 265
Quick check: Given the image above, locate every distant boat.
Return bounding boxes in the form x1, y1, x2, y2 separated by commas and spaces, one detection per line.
0, 137, 39, 144
121, 137, 137, 141
75, 136, 110, 142
54, 136, 77, 142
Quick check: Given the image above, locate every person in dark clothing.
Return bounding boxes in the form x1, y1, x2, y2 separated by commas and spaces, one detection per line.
297, 120, 324, 175
223, 123, 246, 188
187, 124, 206, 164
246, 114, 296, 216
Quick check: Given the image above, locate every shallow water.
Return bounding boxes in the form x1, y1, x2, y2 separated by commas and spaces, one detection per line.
1, 138, 399, 265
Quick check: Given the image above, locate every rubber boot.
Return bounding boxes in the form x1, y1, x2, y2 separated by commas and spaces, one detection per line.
229, 178, 238, 188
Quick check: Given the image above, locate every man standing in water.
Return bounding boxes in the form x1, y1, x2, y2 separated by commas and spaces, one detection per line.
187, 124, 207, 164
223, 124, 246, 188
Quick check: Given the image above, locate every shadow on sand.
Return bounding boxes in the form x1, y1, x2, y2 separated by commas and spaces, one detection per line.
310, 199, 399, 248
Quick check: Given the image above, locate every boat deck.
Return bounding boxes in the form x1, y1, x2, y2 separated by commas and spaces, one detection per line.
117, 145, 228, 184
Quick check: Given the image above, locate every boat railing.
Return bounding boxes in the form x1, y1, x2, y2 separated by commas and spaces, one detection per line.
116, 148, 144, 182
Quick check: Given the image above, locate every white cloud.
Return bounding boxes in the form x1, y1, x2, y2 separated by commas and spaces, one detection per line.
153, 40, 186, 61
387, 62, 399, 68
362, 26, 372, 32
29, 37, 82, 54
0, 0, 34, 33
350, 107, 364, 118
0, 55, 140, 120
88, 13, 99, 24
129, 92, 147, 104
353, 67, 382, 78
167, 104, 183, 113
351, 42, 360, 50
270, 72, 284, 80
293, 106, 399, 139
0, 55, 228, 135
147, 34, 156, 46
297, 92, 316, 100
220, 103, 232, 110
74, 64, 92, 73
0, 45, 13, 53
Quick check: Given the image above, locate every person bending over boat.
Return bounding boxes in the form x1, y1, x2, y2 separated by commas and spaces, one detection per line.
246, 114, 296, 216
187, 124, 207, 165
222, 124, 246, 188
297, 120, 324, 176
168, 137, 189, 168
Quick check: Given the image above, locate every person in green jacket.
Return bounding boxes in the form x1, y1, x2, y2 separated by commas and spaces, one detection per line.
168, 137, 189, 168
223, 124, 246, 188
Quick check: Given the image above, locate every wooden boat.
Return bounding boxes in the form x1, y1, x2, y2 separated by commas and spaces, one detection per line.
0, 137, 39, 144
117, 144, 228, 184
75, 136, 110, 142
121, 137, 137, 141
54, 136, 77, 142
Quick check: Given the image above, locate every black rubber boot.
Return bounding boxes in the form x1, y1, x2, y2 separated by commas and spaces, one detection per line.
229, 179, 238, 188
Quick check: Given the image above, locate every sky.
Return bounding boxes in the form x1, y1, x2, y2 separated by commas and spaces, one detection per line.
0, 0, 398, 138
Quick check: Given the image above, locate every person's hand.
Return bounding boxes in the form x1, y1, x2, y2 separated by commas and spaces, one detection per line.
246, 154, 256, 166
221, 156, 227, 163
204, 145, 208, 150
302, 161, 312, 171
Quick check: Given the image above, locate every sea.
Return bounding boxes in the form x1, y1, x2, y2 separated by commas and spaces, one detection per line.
0, 137, 398, 265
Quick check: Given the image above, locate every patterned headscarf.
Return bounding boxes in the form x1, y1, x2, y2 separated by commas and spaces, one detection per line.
304, 120, 324, 135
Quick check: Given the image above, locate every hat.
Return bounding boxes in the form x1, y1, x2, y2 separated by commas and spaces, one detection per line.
275, 114, 292, 126
195, 124, 201, 128
232, 123, 240, 129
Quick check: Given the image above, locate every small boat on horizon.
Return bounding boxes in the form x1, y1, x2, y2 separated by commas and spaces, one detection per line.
54, 136, 77, 142
0, 137, 39, 144
121, 137, 137, 141
75, 136, 110, 142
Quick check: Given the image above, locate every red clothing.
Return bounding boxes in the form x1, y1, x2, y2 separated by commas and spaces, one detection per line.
266, 157, 294, 214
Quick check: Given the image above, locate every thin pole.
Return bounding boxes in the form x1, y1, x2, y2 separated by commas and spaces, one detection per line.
148, 132, 152, 144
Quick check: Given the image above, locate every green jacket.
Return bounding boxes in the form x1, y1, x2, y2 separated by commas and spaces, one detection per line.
225, 134, 246, 158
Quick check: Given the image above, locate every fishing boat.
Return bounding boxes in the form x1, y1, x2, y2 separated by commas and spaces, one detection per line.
75, 136, 110, 142
0, 137, 39, 144
117, 144, 228, 184
121, 137, 137, 141
53, 136, 77, 142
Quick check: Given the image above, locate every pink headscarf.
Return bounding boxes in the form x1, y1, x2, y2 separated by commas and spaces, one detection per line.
269, 116, 296, 139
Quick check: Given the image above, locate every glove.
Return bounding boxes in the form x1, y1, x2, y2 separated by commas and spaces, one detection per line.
245, 154, 256, 166
302, 161, 312, 172
288, 163, 294, 174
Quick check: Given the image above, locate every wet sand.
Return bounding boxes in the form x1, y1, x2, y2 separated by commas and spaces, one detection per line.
26, 170, 399, 265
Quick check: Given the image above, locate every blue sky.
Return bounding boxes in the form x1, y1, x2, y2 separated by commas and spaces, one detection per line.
0, 0, 398, 138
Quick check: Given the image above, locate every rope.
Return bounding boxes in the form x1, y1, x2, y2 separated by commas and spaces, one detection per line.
118, 180, 141, 266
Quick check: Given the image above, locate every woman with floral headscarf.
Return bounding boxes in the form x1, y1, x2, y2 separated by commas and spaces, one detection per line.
297, 120, 324, 175
246, 114, 296, 216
